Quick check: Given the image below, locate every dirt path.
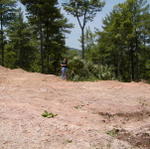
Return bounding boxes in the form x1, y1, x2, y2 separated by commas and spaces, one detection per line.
0, 66, 150, 149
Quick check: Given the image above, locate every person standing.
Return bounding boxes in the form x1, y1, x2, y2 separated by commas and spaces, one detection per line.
61, 58, 68, 80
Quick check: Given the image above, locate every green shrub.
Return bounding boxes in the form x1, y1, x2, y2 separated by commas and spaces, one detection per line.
67, 57, 114, 81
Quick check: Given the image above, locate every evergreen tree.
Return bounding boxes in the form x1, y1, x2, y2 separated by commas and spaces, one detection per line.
21, 0, 72, 74
0, 0, 17, 66
95, 0, 150, 81
6, 9, 40, 71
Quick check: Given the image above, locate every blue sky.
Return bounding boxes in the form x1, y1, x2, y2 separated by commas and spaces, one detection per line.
18, 0, 126, 49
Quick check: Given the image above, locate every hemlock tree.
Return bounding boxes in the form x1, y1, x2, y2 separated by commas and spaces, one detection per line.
0, 0, 17, 66
63, 0, 105, 59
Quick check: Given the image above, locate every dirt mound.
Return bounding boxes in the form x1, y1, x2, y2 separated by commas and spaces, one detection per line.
0, 66, 10, 72
0, 66, 150, 149
11, 68, 27, 73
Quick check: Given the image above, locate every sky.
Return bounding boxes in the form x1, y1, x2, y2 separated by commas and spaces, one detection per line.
18, 0, 126, 49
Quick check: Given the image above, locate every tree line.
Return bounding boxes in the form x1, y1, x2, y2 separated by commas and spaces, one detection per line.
0, 0, 72, 74
0, 0, 150, 81
84, 0, 150, 81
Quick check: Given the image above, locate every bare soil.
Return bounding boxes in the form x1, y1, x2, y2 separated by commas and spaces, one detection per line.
0, 66, 150, 149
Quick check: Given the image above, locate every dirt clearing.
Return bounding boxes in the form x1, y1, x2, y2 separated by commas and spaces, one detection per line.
0, 66, 150, 149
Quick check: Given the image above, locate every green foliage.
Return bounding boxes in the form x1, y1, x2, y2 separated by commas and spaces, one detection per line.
4, 44, 17, 68
42, 111, 57, 118
93, 0, 150, 81
0, 0, 17, 66
21, 0, 72, 74
63, 47, 80, 59
63, 0, 105, 19
6, 9, 40, 71
106, 128, 119, 137
0, 0, 17, 26
67, 57, 114, 81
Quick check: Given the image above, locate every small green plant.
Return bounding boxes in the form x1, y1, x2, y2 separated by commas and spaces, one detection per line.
42, 110, 57, 118
74, 104, 84, 109
66, 139, 72, 143
106, 128, 119, 137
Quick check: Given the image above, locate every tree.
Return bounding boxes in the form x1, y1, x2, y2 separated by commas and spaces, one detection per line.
116, 0, 150, 81
63, 0, 105, 59
21, 0, 72, 74
0, 0, 17, 66
6, 9, 39, 71
83, 27, 97, 61
96, 0, 150, 81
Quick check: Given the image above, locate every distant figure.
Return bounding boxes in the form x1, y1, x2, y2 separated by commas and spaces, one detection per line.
61, 58, 68, 80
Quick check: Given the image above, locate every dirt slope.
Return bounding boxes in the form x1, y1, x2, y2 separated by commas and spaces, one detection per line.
0, 66, 150, 149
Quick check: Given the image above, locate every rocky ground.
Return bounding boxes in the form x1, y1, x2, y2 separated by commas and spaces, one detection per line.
0, 66, 150, 149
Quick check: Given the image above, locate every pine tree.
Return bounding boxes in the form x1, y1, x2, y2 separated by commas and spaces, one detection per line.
96, 0, 150, 81
6, 9, 39, 71
0, 0, 17, 66
21, 0, 72, 74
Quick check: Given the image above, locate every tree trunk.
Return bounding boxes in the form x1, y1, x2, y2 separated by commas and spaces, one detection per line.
0, 13, 4, 66
130, 48, 134, 81
81, 28, 85, 59
40, 23, 44, 73
117, 53, 121, 80
45, 23, 49, 73
135, 36, 139, 81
